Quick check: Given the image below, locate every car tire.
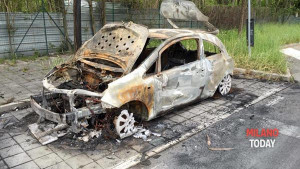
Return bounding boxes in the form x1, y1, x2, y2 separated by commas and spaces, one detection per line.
218, 74, 231, 95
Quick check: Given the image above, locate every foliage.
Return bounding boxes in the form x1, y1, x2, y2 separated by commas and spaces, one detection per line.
1, 0, 298, 13
50, 56, 66, 67
0, 0, 63, 13
218, 23, 300, 74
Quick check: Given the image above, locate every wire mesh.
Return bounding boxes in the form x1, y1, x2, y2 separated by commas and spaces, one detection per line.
0, 1, 298, 58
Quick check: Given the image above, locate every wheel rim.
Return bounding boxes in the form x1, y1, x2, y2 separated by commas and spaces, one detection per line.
218, 75, 231, 95
114, 110, 137, 139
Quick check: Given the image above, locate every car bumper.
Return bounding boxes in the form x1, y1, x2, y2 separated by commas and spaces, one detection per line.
31, 93, 105, 124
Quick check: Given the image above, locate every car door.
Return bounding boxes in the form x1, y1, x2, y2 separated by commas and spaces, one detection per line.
202, 39, 229, 94
154, 37, 210, 113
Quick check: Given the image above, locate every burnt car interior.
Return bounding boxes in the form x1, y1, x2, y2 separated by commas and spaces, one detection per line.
160, 39, 198, 71
132, 38, 163, 74
133, 38, 200, 75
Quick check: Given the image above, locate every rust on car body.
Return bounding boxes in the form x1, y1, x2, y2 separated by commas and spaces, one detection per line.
30, 0, 234, 139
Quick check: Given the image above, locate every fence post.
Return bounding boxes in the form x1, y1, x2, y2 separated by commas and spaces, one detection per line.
42, 0, 49, 55
158, 7, 161, 28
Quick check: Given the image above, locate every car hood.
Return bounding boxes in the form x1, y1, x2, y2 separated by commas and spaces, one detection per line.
74, 22, 149, 73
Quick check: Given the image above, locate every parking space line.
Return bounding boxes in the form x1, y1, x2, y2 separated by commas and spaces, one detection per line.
265, 118, 300, 139
281, 48, 300, 60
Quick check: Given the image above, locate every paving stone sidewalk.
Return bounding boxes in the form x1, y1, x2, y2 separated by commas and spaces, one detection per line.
0, 56, 69, 105
0, 77, 289, 169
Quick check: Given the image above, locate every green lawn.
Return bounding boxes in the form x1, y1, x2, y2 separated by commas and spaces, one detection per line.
218, 23, 300, 74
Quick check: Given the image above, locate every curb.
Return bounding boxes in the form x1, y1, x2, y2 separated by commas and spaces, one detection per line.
0, 99, 30, 114
233, 68, 293, 82
281, 43, 300, 49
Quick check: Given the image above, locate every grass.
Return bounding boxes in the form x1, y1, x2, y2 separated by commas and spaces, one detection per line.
50, 56, 66, 67
0, 55, 49, 66
218, 23, 300, 74
146, 23, 299, 74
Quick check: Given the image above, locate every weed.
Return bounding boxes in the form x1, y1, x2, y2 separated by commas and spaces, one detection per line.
22, 67, 29, 72
50, 56, 65, 68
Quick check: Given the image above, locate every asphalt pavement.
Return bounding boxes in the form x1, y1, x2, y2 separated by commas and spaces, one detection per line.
132, 83, 300, 169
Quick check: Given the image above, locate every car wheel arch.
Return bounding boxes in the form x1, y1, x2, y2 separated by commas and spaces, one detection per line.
119, 100, 149, 121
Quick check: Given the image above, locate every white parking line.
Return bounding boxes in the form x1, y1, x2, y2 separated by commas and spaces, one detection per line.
265, 118, 300, 139
266, 96, 284, 106
246, 88, 284, 108
281, 48, 300, 60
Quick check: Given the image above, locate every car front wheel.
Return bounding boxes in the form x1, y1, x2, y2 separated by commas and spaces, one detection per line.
218, 74, 231, 95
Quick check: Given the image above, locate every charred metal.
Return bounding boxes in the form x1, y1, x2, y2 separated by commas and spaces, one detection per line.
30, 0, 234, 143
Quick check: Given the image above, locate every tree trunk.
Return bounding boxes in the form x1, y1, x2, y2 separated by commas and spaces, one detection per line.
100, 0, 106, 27
74, 0, 82, 51
88, 0, 96, 35
238, 0, 247, 35
60, 0, 72, 51
2, 0, 14, 57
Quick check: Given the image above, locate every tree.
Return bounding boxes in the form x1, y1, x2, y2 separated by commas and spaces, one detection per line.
238, 0, 247, 35
1, 0, 16, 57
74, 0, 82, 51
100, 0, 106, 26
58, 0, 72, 51
88, 0, 96, 35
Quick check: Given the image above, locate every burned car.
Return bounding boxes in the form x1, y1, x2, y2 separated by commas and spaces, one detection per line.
30, 22, 233, 140
30, 0, 233, 142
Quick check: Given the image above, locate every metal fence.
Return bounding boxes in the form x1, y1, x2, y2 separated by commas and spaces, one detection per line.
0, 1, 299, 58
0, 4, 101, 58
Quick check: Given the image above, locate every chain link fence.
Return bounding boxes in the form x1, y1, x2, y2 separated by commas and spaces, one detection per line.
0, 0, 299, 58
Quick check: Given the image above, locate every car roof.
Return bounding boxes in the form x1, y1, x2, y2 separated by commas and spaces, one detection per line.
149, 29, 215, 39
149, 28, 228, 55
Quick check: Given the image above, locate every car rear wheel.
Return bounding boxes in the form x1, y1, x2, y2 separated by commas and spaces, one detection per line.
218, 74, 231, 95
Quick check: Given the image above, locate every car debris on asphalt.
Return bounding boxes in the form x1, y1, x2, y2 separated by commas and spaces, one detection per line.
206, 134, 234, 151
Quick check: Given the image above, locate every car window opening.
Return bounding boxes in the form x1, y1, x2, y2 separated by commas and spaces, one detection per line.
203, 40, 221, 57
161, 39, 198, 71
132, 38, 164, 72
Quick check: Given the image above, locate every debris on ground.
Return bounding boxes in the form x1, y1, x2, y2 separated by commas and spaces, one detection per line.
0, 97, 14, 106
28, 109, 161, 145
206, 134, 234, 151
28, 123, 68, 145
0, 117, 18, 129
208, 147, 234, 151
133, 127, 161, 141
78, 130, 102, 142
207, 134, 211, 146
